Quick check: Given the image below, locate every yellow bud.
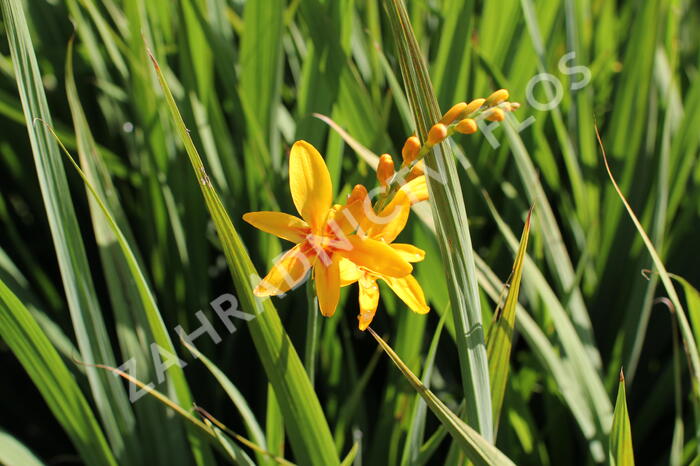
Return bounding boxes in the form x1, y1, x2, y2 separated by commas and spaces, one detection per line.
439, 102, 467, 125
485, 89, 509, 107
465, 98, 486, 115
455, 118, 478, 134
487, 108, 505, 122
377, 154, 395, 186
401, 136, 421, 165
427, 123, 448, 146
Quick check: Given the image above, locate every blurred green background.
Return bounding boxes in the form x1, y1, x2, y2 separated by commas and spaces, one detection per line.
1, 0, 699, 464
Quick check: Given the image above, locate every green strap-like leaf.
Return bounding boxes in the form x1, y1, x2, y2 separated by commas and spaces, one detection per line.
0, 280, 116, 466
0, 430, 45, 466
487, 209, 532, 438
382, 0, 493, 441
368, 328, 515, 466
610, 370, 635, 466
147, 48, 340, 466
1, 0, 137, 460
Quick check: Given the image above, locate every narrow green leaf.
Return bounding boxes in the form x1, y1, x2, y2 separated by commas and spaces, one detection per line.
147, 47, 340, 466
339, 442, 360, 466
610, 370, 634, 466
400, 312, 447, 466
182, 340, 268, 466
0, 430, 45, 466
599, 128, 700, 399
1, 0, 137, 460
383, 0, 493, 440
367, 328, 515, 466
45, 115, 213, 465
65, 37, 191, 464
486, 208, 532, 438
0, 280, 116, 466
670, 274, 700, 346
502, 119, 601, 370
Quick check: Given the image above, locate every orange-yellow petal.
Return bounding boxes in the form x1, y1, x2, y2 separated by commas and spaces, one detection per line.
331, 184, 370, 235
390, 243, 425, 263
339, 257, 362, 286
358, 274, 380, 331
289, 140, 333, 233
314, 253, 340, 317
382, 274, 430, 314
367, 191, 411, 243
242, 211, 309, 243
399, 176, 429, 205
254, 245, 313, 296
338, 236, 412, 278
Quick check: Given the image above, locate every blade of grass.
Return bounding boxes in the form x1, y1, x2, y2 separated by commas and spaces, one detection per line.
339, 442, 360, 466
0, 279, 116, 466
147, 47, 340, 466
400, 312, 447, 466
0, 430, 45, 466
64, 37, 191, 464
503, 117, 602, 370
1, 0, 138, 460
487, 208, 532, 439
367, 328, 515, 466
43, 121, 214, 464
598, 126, 700, 401
383, 0, 493, 440
610, 370, 634, 466
181, 340, 269, 466
83, 360, 259, 465
670, 274, 700, 346
480, 186, 610, 460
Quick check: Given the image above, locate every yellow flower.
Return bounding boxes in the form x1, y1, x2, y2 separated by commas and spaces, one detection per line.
243, 140, 413, 317
340, 176, 430, 330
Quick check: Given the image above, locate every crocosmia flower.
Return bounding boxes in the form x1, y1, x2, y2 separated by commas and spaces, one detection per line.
243, 140, 412, 317
339, 176, 430, 330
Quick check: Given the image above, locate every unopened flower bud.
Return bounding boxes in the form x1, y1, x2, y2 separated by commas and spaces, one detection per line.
439, 102, 467, 125
455, 118, 478, 134
401, 136, 421, 165
485, 89, 509, 107
487, 108, 505, 122
427, 123, 448, 146
465, 98, 486, 115
347, 184, 368, 204
377, 154, 395, 186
